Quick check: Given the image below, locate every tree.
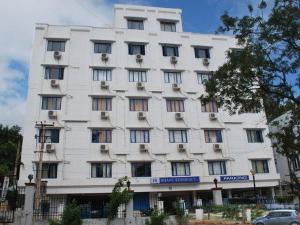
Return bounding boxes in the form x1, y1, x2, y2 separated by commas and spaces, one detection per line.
201, 0, 300, 192
49, 200, 82, 225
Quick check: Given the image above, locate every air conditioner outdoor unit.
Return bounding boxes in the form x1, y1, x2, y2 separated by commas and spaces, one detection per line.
101, 53, 109, 62
50, 79, 59, 88
209, 113, 217, 120
170, 56, 178, 64
172, 83, 180, 91
101, 111, 109, 120
202, 58, 210, 66
48, 110, 57, 119
53, 51, 62, 60
138, 111, 146, 120
213, 144, 222, 152
136, 82, 145, 90
136, 54, 143, 63
45, 144, 55, 153
100, 144, 109, 153
175, 112, 183, 120
139, 144, 148, 152
101, 81, 109, 89
177, 144, 186, 152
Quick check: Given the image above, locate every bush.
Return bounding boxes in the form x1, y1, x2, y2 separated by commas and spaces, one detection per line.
49, 200, 82, 225
175, 199, 189, 225
145, 210, 167, 225
221, 205, 240, 220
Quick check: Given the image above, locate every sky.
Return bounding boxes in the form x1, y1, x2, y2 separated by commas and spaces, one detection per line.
0, 0, 296, 128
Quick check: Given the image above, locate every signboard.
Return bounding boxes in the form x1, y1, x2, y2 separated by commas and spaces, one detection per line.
151, 176, 200, 184
220, 175, 249, 182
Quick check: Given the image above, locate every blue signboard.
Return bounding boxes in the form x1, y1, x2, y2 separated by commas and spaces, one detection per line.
151, 176, 200, 184
220, 175, 249, 182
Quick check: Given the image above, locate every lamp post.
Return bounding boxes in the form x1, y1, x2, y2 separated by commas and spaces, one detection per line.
250, 169, 258, 205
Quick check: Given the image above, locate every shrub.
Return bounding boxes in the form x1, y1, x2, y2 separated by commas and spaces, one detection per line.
145, 210, 167, 225
49, 200, 82, 225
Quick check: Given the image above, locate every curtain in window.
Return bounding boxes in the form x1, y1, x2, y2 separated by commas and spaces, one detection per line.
208, 161, 226, 175
47, 41, 65, 52
130, 130, 149, 143
164, 72, 182, 84
128, 71, 147, 82
129, 99, 148, 111
169, 130, 187, 143
252, 160, 269, 173
128, 20, 144, 30
91, 163, 112, 178
45, 67, 64, 80
92, 98, 112, 111
247, 130, 263, 143
204, 130, 222, 143
128, 44, 145, 55
92, 130, 112, 143
162, 46, 178, 57
201, 100, 218, 112
194, 48, 210, 58
172, 162, 190, 176
93, 69, 112, 81
42, 97, 62, 110
94, 43, 111, 54
41, 163, 57, 178
197, 73, 212, 84
161, 22, 176, 32
166, 100, 184, 112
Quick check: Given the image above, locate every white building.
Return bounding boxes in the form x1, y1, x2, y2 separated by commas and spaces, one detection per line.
19, 4, 280, 214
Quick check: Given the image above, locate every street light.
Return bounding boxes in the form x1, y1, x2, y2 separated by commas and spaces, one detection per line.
126, 179, 131, 190
250, 169, 258, 205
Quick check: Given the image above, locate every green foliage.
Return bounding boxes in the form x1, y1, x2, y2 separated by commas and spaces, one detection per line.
145, 210, 167, 225
221, 205, 240, 220
107, 176, 133, 224
275, 195, 295, 203
49, 200, 82, 225
251, 208, 265, 220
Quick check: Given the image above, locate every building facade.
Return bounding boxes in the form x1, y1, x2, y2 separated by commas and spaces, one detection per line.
20, 4, 279, 213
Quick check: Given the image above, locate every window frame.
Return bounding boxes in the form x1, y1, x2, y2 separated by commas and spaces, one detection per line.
164, 71, 182, 84
160, 21, 176, 32
127, 19, 144, 30
93, 69, 112, 81
166, 99, 185, 112
47, 40, 65, 52
91, 163, 112, 178
129, 98, 148, 111
44, 66, 64, 80
194, 47, 210, 58
169, 130, 188, 143
197, 72, 212, 84
39, 128, 60, 143
208, 161, 227, 175
204, 130, 223, 143
201, 100, 218, 113
171, 162, 191, 176
246, 129, 264, 143
91, 129, 112, 143
131, 162, 151, 177
128, 70, 147, 82
130, 130, 150, 143
128, 44, 145, 55
39, 163, 58, 179
251, 160, 269, 173
41, 96, 62, 110
94, 42, 112, 54
162, 45, 179, 57
92, 97, 112, 111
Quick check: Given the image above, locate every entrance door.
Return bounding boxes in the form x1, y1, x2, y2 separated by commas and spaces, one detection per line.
133, 192, 150, 216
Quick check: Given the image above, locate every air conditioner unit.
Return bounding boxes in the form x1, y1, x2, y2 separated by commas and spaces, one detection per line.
45, 144, 55, 153
209, 113, 217, 120
202, 58, 210, 66
48, 110, 57, 119
139, 144, 148, 152
136, 82, 145, 90
50, 79, 59, 88
101, 111, 109, 120
172, 83, 180, 91
136, 54, 143, 63
53, 51, 62, 60
100, 144, 109, 153
138, 111, 146, 120
100, 81, 109, 89
175, 112, 183, 120
177, 144, 186, 152
101, 53, 109, 62
170, 56, 178, 64
213, 144, 222, 152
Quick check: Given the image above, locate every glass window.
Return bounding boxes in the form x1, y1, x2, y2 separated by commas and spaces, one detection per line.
172, 162, 190, 176
160, 22, 176, 32
194, 47, 210, 58
128, 70, 147, 82
201, 100, 218, 112
41, 96, 62, 110
130, 130, 150, 143
251, 160, 269, 173
204, 130, 222, 143
92, 129, 112, 143
129, 99, 148, 111
246, 130, 264, 143
162, 46, 179, 57
92, 98, 112, 111
164, 72, 182, 84
166, 99, 185, 112
132, 162, 151, 177
128, 44, 145, 55
94, 42, 111, 54
208, 161, 226, 175
91, 163, 112, 178
93, 69, 112, 81
39, 129, 60, 143
45, 67, 64, 80
169, 130, 188, 143
127, 19, 144, 30
38, 163, 58, 179
197, 72, 212, 84
47, 40, 65, 52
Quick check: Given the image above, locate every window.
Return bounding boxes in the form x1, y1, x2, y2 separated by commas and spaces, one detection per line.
92, 129, 112, 143
129, 99, 148, 111
47, 40, 65, 52
208, 161, 226, 175
41, 96, 62, 110
94, 42, 111, 54
128, 70, 147, 82
162, 45, 179, 57
251, 160, 269, 173
38, 163, 58, 179
39, 129, 60, 143
160, 22, 176, 32
246, 130, 264, 143
93, 69, 112, 81
201, 100, 218, 112
292, 156, 300, 171
172, 162, 190, 176
45, 67, 64, 80
164, 72, 182, 84
92, 98, 112, 111
91, 163, 112, 178
132, 162, 151, 177
204, 130, 222, 143
130, 130, 150, 143
128, 44, 145, 55
169, 130, 188, 143
197, 72, 212, 84
166, 99, 185, 112
194, 47, 210, 58
127, 19, 144, 30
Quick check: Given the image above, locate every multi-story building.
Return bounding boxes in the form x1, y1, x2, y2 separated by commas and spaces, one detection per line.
19, 4, 280, 213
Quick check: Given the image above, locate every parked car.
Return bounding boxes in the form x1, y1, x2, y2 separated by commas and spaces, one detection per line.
252, 210, 300, 225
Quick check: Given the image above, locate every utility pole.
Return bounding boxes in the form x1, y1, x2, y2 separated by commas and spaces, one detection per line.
13, 135, 22, 187
35, 121, 54, 207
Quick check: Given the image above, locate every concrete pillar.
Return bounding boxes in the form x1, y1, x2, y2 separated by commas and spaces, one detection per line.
227, 189, 232, 198
126, 192, 134, 219
212, 188, 223, 205
270, 187, 275, 199
21, 183, 36, 225
192, 190, 197, 206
